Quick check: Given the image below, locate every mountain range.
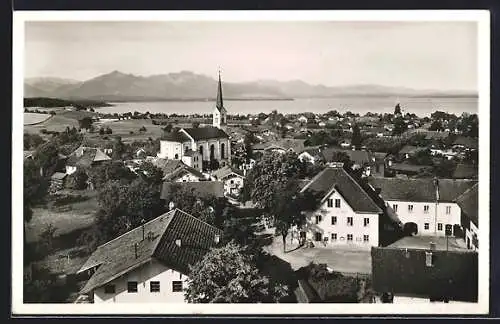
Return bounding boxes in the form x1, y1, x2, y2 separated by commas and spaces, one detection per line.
24, 70, 477, 102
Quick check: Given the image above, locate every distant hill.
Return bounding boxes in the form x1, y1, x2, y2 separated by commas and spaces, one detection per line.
24, 97, 111, 108
24, 70, 478, 102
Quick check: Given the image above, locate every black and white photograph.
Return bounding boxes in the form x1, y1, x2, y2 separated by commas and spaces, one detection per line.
12, 10, 490, 315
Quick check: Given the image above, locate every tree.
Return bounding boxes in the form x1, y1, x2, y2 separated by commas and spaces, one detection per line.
136, 161, 164, 185
392, 117, 407, 136
185, 242, 288, 303
99, 128, 105, 135
78, 117, 93, 131
33, 142, 59, 176
112, 137, 126, 160
429, 120, 444, 132
105, 126, 113, 135
351, 124, 362, 149
88, 161, 136, 189
65, 169, 88, 190
394, 103, 402, 116
123, 178, 162, 225
139, 126, 147, 132
243, 132, 254, 162
24, 133, 45, 150
192, 121, 200, 128
163, 123, 173, 133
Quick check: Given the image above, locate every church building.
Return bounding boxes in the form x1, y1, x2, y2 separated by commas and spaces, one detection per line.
157, 72, 231, 170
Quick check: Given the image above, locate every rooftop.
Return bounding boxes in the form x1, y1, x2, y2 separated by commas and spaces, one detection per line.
387, 235, 468, 252
456, 183, 479, 227
321, 147, 373, 166
368, 177, 477, 203
211, 165, 244, 180
453, 136, 478, 150
78, 209, 222, 294
161, 181, 224, 201
66, 146, 111, 167
182, 127, 229, 141
300, 167, 382, 214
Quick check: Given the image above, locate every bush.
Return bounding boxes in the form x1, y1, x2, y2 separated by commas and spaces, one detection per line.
139, 126, 147, 132
65, 169, 88, 190
129, 131, 134, 135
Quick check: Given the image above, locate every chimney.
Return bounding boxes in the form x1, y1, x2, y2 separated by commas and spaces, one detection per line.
175, 239, 182, 248
134, 242, 138, 259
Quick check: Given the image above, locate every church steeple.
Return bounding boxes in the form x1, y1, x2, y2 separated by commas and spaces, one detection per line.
213, 69, 227, 129
216, 70, 224, 111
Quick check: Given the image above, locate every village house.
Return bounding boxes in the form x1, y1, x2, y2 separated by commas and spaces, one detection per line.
157, 73, 231, 170
65, 146, 112, 175
211, 165, 245, 197
371, 236, 478, 303
321, 147, 375, 177
456, 183, 478, 250
298, 147, 323, 165
50, 172, 67, 191
77, 209, 223, 303
367, 178, 477, 238
163, 164, 206, 183
297, 165, 383, 248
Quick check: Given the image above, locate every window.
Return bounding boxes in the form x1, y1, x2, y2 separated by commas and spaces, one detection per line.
424, 223, 430, 230
315, 232, 322, 242
331, 233, 337, 241
127, 281, 138, 293
347, 217, 353, 226
363, 235, 369, 242
331, 216, 337, 225
364, 218, 369, 227
150, 281, 160, 293
104, 284, 115, 294
230, 180, 234, 184
446, 206, 452, 214
408, 205, 414, 212
315, 215, 322, 224
172, 281, 183, 292
445, 224, 453, 236
438, 223, 443, 231
424, 205, 430, 213
335, 199, 341, 208
174, 154, 179, 159
347, 234, 353, 241
327, 199, 333, 208
392, 204, 398, 212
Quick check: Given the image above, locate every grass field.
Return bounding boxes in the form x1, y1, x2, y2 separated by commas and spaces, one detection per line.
26, 191, 99, 244
24, 113, 53, 125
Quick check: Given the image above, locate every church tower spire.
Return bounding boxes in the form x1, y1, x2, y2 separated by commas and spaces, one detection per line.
213, 69, 227, 129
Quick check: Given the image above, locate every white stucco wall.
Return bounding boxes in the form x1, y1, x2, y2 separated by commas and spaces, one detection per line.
174, 172, 201, 183
159, 141, 183, 160
93, 259, 189, 303
301, 190, 380, 247
223, 176, 244, 196
386, 200, 462, 236
465, 221, 479, 250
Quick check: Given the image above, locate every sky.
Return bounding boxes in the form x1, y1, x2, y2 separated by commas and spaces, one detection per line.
24, 21, 478, 91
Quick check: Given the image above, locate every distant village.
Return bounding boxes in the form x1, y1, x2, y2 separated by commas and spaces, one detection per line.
23, 73, 479, 305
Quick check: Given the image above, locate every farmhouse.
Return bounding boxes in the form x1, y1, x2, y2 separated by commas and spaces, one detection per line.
77, 209, 222, 303
368, 177, 477, 238
298, 165, 383, 248
211, 165, 245, 197
65, 146, 112, 175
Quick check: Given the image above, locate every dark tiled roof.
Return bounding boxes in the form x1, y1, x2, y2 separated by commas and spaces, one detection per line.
255, 139, 306, 153
161, 130, 191, 142
211, 166, 244, 180
371, 246, 478, 302
163, 165, 204, 181
456, 184, 478, 227
321, 148, 373, 166
453, 163, 478, 179
300, 167, 382, 214
389, 163, 432, 173
453, 136, 478, 149
182, 127, 229, 140
152, 158, 184, 175
66, 146, 111, 167
368, 178, 477, 203
78, 209, 222, 294
161, 181, 224, 201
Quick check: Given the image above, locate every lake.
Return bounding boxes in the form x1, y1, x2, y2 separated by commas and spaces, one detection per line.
98, 97, 478, 117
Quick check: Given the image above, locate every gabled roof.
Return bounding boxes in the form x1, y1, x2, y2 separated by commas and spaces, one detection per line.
398, 145, 427, 155
254, 139, 306, 153
456, 183, 478, 227
161, 181, 224, 201
368, 177, 478, 203
163, 165, 205, 181
371, 245, 478, 302
321, 147, 373, 166
152, 158, 184, 175
161, 130, 192, 142
181, 127, 229, 141
211, 165, 244, 180
78, 209, 222, 294
388, 162, 433, 173
66, 146, 111, 167
300, 167, 382, 214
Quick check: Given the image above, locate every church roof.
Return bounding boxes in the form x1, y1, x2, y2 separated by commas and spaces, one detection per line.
216, 71, 224, 112
182, 127, 229, 140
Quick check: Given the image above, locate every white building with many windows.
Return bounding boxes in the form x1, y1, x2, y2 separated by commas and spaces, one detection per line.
298, 165, 383, 248
77, 209, 223, 303
368, 178, 477, 238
